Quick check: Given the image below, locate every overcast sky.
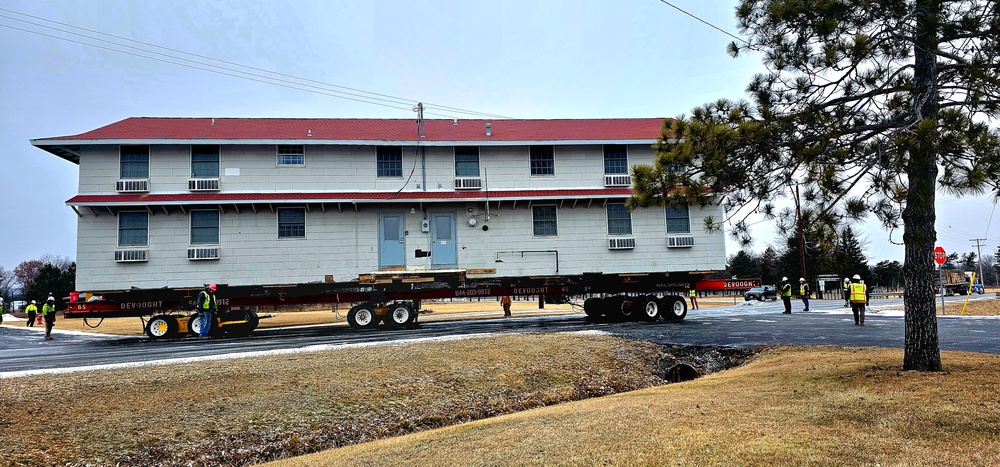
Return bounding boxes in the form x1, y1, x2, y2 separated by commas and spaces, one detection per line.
1, 0, 996, 275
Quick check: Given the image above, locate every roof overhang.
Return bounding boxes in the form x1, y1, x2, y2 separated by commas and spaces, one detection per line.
66, 188, 635, 208
33, 138, 658, 151
32, 143, 82, 164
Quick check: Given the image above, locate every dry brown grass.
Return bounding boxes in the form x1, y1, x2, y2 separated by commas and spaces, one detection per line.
937, 294, 1000, 316
0, 334, 674, 466
272, 346, 1000, 467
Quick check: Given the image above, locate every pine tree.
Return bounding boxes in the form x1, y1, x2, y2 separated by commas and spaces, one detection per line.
630, 1, 1000, 371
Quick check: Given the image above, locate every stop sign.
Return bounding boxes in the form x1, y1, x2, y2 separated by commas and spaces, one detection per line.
934, 246, 946, 265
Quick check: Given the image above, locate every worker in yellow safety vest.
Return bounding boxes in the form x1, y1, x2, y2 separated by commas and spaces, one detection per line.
197, 284, 218, 338
688, 289, 699, 310
849, 274, 868, 326
24, 300, 38, 327
41, 296, 57, 340
780, 277, 792, 314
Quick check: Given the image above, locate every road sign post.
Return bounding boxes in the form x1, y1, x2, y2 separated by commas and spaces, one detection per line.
935, 246, 946, 315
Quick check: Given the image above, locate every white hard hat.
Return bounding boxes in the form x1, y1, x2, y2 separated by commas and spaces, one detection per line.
31, 300, 36, 304
853, 274, 861, 280
781, 277, 788, 281
799, 278, 805, 282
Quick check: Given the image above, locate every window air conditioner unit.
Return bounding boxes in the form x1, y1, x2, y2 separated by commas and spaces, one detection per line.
188, 247, 220, 260
604, 174, 631, 187
608, 237, 636, 250
454, 177, 482, 190
667, 236, 695, 248
114, 249, 149, 262
116, 179, 149, 193
188, 178, 220, 191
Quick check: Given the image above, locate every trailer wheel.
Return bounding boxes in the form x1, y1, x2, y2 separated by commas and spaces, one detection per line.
384, 303, 414, 329
583, 297, 602, 317
222, 311, 259, 338
620, 297, 640, 320
347, 303, 379, 330
601, 295, 626, 322
244, 310, 260, 332
187, 313, 202, 336
640, 296, 660, 321
146, 315, 178, 339
662, 297, 688, 322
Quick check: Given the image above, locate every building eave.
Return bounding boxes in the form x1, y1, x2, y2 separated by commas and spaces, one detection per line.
65, 188, 636, 207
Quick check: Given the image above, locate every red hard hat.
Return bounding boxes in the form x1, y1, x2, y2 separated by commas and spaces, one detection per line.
209, 284, 217, 291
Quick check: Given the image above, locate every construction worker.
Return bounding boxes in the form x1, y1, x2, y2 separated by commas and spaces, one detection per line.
197, 284, 218, 338
799, 278, 810, 312
842, 277, 851, 307
849, 274, 868, 326
780, 277, 792, 314
42, 296, 56, 340
501, 295, 512, 317
25, 300, 38, 327
0, 296, 4, 324
689, 289, 699, 310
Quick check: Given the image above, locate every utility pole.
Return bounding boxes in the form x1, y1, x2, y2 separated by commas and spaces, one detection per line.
971, 238, 986, 287
794, 183, 806, 281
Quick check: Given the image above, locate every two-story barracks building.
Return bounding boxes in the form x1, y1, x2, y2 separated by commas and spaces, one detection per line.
31, 117, 727, 292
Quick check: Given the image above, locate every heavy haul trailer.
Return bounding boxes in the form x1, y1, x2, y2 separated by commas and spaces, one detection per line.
63, 270, 704, 339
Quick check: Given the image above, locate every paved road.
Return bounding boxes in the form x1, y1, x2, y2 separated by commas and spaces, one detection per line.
2, 295, 997, 376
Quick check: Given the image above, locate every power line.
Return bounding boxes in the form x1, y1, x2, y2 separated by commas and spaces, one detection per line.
0, 7, 514, 120
655, 0, 748, 45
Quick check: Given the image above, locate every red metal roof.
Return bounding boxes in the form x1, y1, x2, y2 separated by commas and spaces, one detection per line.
40, 117, 670, 142
66, 188, 634, 205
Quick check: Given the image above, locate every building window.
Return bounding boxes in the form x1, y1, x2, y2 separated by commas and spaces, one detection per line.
190, 210, 220, 245
120, 145, 149, 179
118, 211, 149, 247
532, 205, 558, 237
455, 146, 480, 177
377, 146, 403, 178
277, 145, 304, 166
277, 208, 306, 239
604, 144, 628, 175
607, 203, 633, 236
191, 145, 220, 178
530, 145, 554, 176
666, 204, 690, 234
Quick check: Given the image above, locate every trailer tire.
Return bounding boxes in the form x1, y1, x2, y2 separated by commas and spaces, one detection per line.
583, 297, 602, 317
603, 295, 626, 322
662, 296, 688, 322
583, 297, 607, 322
244, 310, 260, 332
146, 315, 178, 339
348, 303, 379, 330
384, 303, 414, 329
222, 311, 258, 337
639, 295, 661, 321
187, 313, 205, 336
620, 296, 639, 320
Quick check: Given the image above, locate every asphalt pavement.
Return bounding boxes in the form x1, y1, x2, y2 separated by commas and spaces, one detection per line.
2, 294, 998, 377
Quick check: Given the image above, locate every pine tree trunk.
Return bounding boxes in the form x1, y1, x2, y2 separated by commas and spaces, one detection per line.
901, 0, 942, 372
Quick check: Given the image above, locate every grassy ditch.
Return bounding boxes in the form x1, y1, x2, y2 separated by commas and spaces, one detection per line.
273, 346, 1000, 467
0, 334, 759, 466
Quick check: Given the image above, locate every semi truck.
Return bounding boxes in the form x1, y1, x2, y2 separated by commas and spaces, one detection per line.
64, 270, 710, 339
935, 269, 983, 295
